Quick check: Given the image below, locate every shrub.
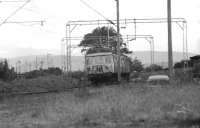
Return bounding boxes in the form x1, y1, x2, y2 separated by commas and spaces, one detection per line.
174, 68, 193, 84
24, 67, 62, 79
69, 71, 87, 80
174, 60, 193, 69
24, 70, 45, 79
0, 59, 16, 81
145, 64, 163, 72
130, 58, 144, 72
45, 67, 62, 75
0, 81, 13, 93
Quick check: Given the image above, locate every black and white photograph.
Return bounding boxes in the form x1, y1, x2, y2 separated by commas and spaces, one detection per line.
0, 0, 200, 127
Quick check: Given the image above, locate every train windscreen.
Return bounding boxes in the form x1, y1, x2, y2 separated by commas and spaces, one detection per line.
86, 55, 112, 65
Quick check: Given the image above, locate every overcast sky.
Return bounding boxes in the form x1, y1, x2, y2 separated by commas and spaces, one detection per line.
0, 0, 199, 58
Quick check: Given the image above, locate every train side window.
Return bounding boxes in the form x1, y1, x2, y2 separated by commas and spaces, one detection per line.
114, 56, 117, 63
121, 57, 125, 65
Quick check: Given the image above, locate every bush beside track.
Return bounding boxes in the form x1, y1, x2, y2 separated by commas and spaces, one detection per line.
0, 69, 199, 96
0, 73, 90, 95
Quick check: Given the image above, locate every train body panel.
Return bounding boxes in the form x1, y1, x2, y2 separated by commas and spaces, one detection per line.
85, 52, 114, 74
113, 54, 131, 74
85, 52, 131, 82
190, 55, 200, 80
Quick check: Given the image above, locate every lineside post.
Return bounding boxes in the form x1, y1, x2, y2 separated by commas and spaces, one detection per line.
167, 0, 174, 80
116, 0, 121, 82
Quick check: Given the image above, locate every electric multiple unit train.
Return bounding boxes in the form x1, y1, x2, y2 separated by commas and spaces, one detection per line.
85, 51, 131, 83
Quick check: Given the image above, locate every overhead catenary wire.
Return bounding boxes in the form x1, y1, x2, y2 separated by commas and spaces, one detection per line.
4, 20, 45, 27
4, 20, 44, 24
63, 35, 153, 40
0, 0, 31, 26
0, 0, 26, 3
67, 18, 186, 26
0, 0, 46, 27
8, 5, 41, 14
79, 0, 115, 25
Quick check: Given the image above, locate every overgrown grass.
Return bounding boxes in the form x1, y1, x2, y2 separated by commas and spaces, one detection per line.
0, 83, 200, 128
0, 74, 90, 94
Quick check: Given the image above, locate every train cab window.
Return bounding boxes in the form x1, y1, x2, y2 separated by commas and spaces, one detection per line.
95, 56, 104, 64
86, 57, 93, 65
99, 56, 104, 62
121, 57, 125, 65
105, 56, 112, 64
86, 58, 89, 65
94, 57, 99, 64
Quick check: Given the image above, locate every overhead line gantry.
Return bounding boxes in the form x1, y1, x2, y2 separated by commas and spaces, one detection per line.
65, 18, 187, 73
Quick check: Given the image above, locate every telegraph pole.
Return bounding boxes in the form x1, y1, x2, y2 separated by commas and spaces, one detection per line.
116, 0, 121, 82
167, 0, 173, 79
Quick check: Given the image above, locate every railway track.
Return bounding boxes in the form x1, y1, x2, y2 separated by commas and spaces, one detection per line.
2, 80, 198, 97
0, 81, 123, 97
0, 85, 92, 97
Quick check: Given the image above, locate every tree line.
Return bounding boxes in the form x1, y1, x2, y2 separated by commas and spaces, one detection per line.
0, 59, 62, 81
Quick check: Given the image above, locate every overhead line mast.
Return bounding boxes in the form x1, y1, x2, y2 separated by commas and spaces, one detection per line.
167, 0, 173, 80
116, 0, 121, 82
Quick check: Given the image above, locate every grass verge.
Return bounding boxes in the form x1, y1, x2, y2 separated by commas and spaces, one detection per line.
0, 83, 200, 128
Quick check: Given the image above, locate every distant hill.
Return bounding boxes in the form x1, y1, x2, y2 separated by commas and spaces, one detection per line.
6, 51, 197, 72
131, 51, 196, 67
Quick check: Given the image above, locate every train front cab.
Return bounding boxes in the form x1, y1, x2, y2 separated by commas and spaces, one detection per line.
85, 52, 115, 83
85, 52, 131, 83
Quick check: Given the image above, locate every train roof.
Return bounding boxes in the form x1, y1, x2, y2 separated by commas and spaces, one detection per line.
85, 47, 129, 57
86, 47, 112, 54
86, 52, 113, 57
85, 52, 129, 58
